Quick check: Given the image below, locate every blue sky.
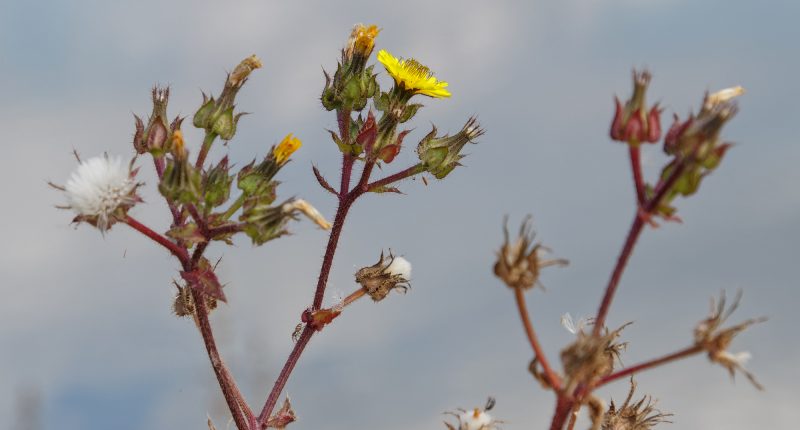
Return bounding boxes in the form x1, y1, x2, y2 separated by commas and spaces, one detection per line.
1, 1, 798, 429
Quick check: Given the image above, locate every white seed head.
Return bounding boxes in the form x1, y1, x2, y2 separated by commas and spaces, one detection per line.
720, 350, 752, 366
561, 312, 588, 335
386, 256, 412, 280
64, 155, 137, 231
458, 409, 494, 430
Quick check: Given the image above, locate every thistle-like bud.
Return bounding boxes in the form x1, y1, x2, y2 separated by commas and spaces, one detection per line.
417, 117, 484, 179
694, 290, 766, 390
601, 380, 672, 430
654, 88, 742, 218
58, 154, 142, 232
321, 24, 380, 112
133, 86, 172, 155
202, 156, 233, 209
609, 70, 662, 144
240, 197, 328, 246
354, 252, 411, 301
493, 217, 567, 291
237, 134, 302, 197
159, 131, 202, 204
193, 55, 262, 140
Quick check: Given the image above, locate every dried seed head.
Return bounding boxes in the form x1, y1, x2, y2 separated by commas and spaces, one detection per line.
602, 379, 672, 430
355, 252, 411, 301
694, 290, 766, 389
561, 322, 630, 390
494, 216, 567, 290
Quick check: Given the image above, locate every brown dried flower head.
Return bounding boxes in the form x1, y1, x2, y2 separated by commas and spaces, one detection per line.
494, 216, 567, 290
561, 322, 630, 390
354, 251, 411, 301
602, 379, 672, 430
694, 290, 766, 389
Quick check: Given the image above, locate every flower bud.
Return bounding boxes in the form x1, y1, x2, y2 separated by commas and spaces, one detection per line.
417, 117, 484, 179
159, 150, 202, 204
237, 134, 302, 197
202, 156, 233, 209
354, 252, 411, 301
609, 70, 662, 144
133, 86, 172, 155
193, 55, 262, 140
321, 25, 380, 112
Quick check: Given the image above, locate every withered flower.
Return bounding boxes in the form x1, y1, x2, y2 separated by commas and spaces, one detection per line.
494, 216, 567, 290
602, 379, 672, 430
694, 290, 766, 390
561, 322, 630, 391
354, 251, 411, 301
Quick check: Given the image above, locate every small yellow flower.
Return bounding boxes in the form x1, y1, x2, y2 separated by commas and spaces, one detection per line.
273, 133, 302, 164
377, 49, 451, 98
171, 130, 186, 159
346, 24, 380, 60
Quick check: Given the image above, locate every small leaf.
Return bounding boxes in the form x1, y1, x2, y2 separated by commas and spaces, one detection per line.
312, 165, 338, 196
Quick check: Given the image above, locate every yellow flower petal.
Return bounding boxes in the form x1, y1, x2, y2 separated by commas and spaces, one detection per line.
377, 49, 451, 98
273, 133, 302, 164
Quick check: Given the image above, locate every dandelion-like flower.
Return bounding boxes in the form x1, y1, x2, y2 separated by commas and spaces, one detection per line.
377, 49, 451, 98
61, 154, 140, 232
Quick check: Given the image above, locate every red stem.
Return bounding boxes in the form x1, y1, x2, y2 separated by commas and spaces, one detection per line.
123, 216, 188, 264
598, 344, 702, 386
258, 326, 314, 424
550, 397, 574, 430
365, 163, 423, 191
593, 157, 690, 334
257, 152, 375, 424
514, 288, 561, 390
629, 145, 646, 205
192, 288, 255, 429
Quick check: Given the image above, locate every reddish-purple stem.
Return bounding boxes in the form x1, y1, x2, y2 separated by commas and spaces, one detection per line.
593, 157, 690, 334
258, 326, 314, 424
629, 145, 646, 205
191, 287, 255, 429
123, 216, 188, 264
598, 344, 703, 386
514, 288, 561, 390
365, 163, 423, 191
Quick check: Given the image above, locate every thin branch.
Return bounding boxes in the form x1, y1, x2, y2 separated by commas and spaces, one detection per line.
628, 145, 646, 205
123, 216, 189, 264
514, 288, 562, 390
365, 163, 424, 191
192, 288, 254, 429
258, 326, 314, 424
598, 344, 703, 386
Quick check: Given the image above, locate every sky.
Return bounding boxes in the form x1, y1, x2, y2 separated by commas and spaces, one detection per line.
1, 1, 799, 429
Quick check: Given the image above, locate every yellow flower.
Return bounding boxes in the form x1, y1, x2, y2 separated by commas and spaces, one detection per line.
377, 49, 451, 98
171, 130, 186, 160
346, 24, 380, 60
273, 133, 302, 164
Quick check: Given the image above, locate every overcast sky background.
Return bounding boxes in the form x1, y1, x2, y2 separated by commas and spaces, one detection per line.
1, 1, 798, 429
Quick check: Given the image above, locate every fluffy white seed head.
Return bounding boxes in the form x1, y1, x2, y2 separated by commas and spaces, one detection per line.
386, 256, 412, 280
458, 409, 494, 430
65, 155, 137, 231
